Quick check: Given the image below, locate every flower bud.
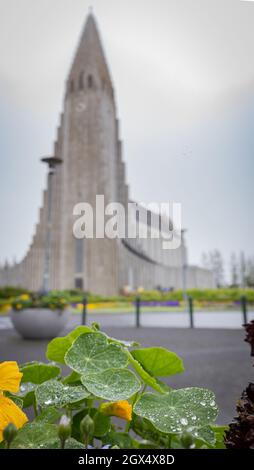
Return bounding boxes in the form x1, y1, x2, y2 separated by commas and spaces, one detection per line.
58, 415, 71, 443
3, 423, 17, 448
100, 400, 132, 421
80, 414, 94, 439
181, 431, 195, 449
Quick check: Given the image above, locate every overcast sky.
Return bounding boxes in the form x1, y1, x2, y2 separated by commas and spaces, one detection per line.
0, 0, 254, 277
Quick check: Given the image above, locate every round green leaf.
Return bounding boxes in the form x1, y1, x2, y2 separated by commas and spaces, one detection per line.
127, 351, 168, 394
54, 438, 86, 449
92, 410, 111, 438
17, 382, 37, 408
12, 423, 58, 449
34, 407, 62, 424
65, 333, 128, 374
62, 370, 81, 385
20, 362, 61, 384
131, 348, 184, 377
195, 426, 216, 445
46, 337, 72, 364
134, 388, 218, 434
35, 379, 90, 408
43, 437, 86, 449
82, 368, 141, 401
103, 431, 134, 449
210, 425, 228, 449
11, 423, 86, 449
132, 415, 169, 448
68, 326, 93, 341
46, 326, 93, 364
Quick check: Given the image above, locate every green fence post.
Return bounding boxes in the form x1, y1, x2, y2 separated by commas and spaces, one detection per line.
82, 297, 87, 325
136, 295, 141, 328
188, 296, 194, 329
241, 295, 248, 325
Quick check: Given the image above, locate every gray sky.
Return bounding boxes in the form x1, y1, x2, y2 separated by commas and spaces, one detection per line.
0, 0, 254, 277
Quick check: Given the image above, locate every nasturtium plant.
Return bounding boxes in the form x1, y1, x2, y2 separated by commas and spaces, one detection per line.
133, 388, 218, 434
131, 347, 184, 377
1, 324, 226, 449
35, 379, 90, 408
14, 362, 62, 409
102, 430, 135, 449
65, 333, 129, 374
127, 350, 169, 394
11, 423, 85, 449
46, 325, 138, 365
17, 382, 37, 408
20, 362, 61, 384
81, 368, 141, 401
46, 326, 93, 364
34, 407, 62, 424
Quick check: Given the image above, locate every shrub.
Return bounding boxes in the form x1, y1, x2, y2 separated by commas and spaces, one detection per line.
0, 286, 30, 300
11, 293, 69, 312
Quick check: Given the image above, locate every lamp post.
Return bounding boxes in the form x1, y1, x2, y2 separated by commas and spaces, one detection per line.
41, 156, 62, 293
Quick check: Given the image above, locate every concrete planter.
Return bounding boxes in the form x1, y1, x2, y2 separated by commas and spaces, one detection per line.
11, 308, 69, 339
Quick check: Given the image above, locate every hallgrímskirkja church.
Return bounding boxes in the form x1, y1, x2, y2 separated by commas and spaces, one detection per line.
0, 13, 213, 295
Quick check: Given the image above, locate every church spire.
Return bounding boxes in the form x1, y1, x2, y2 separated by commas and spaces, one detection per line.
67, 13, 113, 93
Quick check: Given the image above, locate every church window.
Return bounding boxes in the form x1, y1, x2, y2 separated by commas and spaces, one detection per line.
79, 72, 84, 90
75, 277, 83, 290
88, 74, 93, 88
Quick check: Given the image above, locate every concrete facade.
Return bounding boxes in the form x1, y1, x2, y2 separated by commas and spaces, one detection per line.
0, 14, 214, 294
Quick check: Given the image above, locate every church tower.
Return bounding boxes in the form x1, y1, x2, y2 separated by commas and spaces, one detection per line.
57, 13, 125, 294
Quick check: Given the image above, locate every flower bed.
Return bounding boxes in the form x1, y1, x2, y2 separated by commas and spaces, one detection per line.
1, 288, 253, 315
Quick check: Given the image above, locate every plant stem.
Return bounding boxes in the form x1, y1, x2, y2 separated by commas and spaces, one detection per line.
124, 420, 131, 433
33, 401, 38, 417
124, 385, 147, 433
66, 407, 72, 419
87, 398, 93, 414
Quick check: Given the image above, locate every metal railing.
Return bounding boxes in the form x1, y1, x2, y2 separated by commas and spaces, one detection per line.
81, 295, 250, 328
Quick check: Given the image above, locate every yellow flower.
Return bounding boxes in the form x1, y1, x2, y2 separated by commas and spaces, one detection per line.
0, 362, 28, 441
88, 303, 95, 310
99, 400, 132, 421
19, 295, 29, 301
1, 304, 11, 313
76, 303, 83, 311
15, 304, 22, 310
